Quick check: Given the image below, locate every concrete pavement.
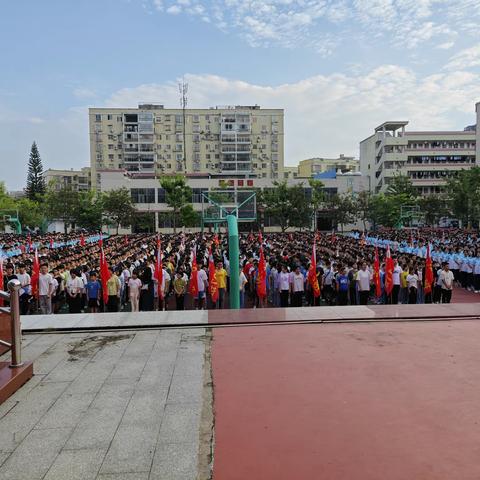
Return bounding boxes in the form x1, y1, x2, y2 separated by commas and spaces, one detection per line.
0, 328, 212, 480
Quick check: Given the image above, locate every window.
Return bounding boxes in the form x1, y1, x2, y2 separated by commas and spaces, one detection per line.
108, 144, 114, 150
95, 114, 102, 122
193, 124, 200, 133
175, 115, 182, 124
117, 116, 122, 122
176, 153, 182, 161
247, 180, 253, 186
125, 114, 138, 123
131, 188, 155, 204
238, 180, 244, 186
107, 114, 113, 121
194, 153, 200, 161
157, 188, 166, 203
176, 134, 182, 142
193, 115, 199, 123
108, 154, 114, 160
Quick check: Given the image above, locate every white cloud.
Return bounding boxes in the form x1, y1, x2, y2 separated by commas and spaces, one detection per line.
445, 44, 480, 71
26, 117, 45, 125
73, 87, 97, 99
148, 0, 480, 54
105, 67, 480, 166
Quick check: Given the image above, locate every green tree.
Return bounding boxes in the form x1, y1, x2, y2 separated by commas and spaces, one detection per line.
262, 181, 311, 232
16, 198, 44, 230
44, 183, 79, 233
417, 195, 450, 226
25, 142, 46, 200
355, 190, 373, 231
180, 204, 200, 228
446, 167, 480, 228
386, 174, 416, 198
327, 194, 356, 232
103, 187, 136, 234
74, 191, 104, 230
160, 175, 192, 233
308, 178, 325, 231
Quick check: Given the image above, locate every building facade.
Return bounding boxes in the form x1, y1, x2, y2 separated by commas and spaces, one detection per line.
89, 104, 284, 187
298, 154, 358, 178
43, 168, 91, 191
360, 121, 477, 195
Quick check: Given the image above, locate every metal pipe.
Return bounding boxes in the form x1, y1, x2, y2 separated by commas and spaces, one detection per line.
227, 214, 240, 309
7, 279, 23, 368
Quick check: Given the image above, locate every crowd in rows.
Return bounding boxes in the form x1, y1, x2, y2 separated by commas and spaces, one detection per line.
0, 228, 477, 314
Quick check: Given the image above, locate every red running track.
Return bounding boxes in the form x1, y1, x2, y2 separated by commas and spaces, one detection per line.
212, 320, 480, 480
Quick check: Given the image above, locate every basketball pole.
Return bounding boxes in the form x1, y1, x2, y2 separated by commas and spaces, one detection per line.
227, 214, 240, 309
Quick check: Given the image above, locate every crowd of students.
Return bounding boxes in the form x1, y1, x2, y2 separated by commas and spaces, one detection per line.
0, 228, 476, 314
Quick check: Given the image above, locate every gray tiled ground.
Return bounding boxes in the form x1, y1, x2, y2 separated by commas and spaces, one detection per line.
0, 326, 209, 480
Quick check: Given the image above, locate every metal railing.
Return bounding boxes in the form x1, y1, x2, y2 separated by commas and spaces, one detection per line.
0, 279, 23, 368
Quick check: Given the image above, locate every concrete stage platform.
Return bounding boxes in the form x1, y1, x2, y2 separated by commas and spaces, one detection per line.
21, 302, 480, 332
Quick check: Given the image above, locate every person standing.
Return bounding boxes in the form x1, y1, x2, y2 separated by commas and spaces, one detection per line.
356, 262, 371, 306
173, 271, 187, 310
16, 263, 31, 315
106, 269, 121, 312
391, 258, 402, 305
278, 265, 290, 308
290, 266, 305, 307
440, 264, 454, 304
38, 263, 55, 314
336, 266, 349, 306
85, 272, 101, 313
406, 268, 419, 304
239, 269, 248, 308
215, 261, 228, 309
322, 262, 335, 306
128, 271, 142, 312
66, 269, 84, 314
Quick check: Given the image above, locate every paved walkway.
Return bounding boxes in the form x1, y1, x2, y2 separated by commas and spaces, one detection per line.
0, 328, 211, 480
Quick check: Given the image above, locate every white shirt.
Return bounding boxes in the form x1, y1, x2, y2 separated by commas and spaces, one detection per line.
440, 270, 454, 290
291, 273, 305, 292
128, 278, 142, 294
406, 274, 418, 289
239, 271, 247, 291
392, 265, 402, 285
67, 277, 84, 295
16, 272, 31, 295
38, 273, 54, 296
197, 269, 208, 292
357, 269, 371, 292
278, 271, 290, 290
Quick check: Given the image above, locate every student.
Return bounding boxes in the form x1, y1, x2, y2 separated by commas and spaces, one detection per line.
278, 264, 290, 308
336, 266, 349, 306
290, 266, 305, 307
440, 264, 454, 304
173, 271, 187, 310
86, 272, 101, 313
128, 271, 142, 312
66, 269, 84, 314
16, 263, 31, 315
215, 261, 228, 309
356, 262, 371, 306
239, 269, 248, 308
406, 268, 419, 304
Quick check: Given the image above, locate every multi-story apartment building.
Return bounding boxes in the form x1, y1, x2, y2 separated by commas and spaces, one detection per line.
89, 104, 284, 187
298, 154, 358, 178
360, 121, 477, 195
43, 167, 91, 191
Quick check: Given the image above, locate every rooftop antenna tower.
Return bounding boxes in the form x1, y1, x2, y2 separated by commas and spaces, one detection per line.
179, 78, 188, 174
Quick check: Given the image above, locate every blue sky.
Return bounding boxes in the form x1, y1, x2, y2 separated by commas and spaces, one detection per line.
1, 0, 480, 189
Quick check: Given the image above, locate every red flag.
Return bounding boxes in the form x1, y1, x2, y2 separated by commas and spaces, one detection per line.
98, 232, 103, 248
257, 233, 267, 299
27, 234, 33, 251
360, 231, 366, 247
124, 235, 129, 246
20, 244, 26, 254
331, 230, 336, 243
208, 247, 219, 303
99, 247, 110, 305
31, 249, 40, 299
373, 246, 381, 297
307, 240, 320, 298
189, 246, 199, 297
49, 238, 54, 249
424, 244, 434, 295
0, 258, 4, 306
80, 233, 85, 247
155, 236, 164, 300
213, 234, 219, 247
384, 245, 394, 296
